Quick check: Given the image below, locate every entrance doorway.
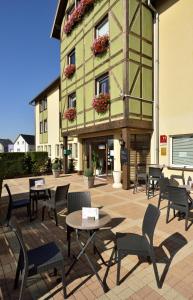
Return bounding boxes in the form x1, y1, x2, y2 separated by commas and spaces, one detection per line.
83, 136, 114, 178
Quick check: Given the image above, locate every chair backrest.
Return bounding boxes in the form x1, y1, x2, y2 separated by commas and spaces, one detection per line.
4, 184, 13, 206
67, 191, 91, 213
149, 167, 163, 178
159, 177, 170, 194
9, 218, 28, 270
142, 204, 160, 246
55, 184, 70, 203
170, 173, 185, 186
29, 177, 45, 188
168, 186, 189, 209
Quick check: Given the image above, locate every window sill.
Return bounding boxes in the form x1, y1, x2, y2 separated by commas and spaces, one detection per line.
167, 166, 193, 172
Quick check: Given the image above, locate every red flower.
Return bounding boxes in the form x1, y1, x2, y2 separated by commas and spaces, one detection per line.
92, 93, 110, 114
91, 35, 109, 56
63, 64, 76, 79
63, 0, 95, 35
63, 108, 77, 122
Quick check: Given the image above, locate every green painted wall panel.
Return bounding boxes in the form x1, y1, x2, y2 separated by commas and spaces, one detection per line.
84, 31, 93, 59
142, 41, 152, 57
129, 62, 138, 88
76, 113, 84, 125
129, 35, 140, 52
76, 66, 84, 79
84, 82, 94, 109
129, 0, 139, 26
142, 102, 152, 116
76, 41, 84, 67
85, 58, 94, 74
86, 110, 94, 122
129, 99, 140, 115
110, 64, 123, 99
131, 10, 140, 35
142, 57, 152, 68
131, 73, 140, 98
142, 68, 152, 100
110, 35, 122, 56
95, 111, 109, 121
76, 88, 84, 111
129, 51, 140, 62
142, 6, 153, 41
111, 100, 123, 116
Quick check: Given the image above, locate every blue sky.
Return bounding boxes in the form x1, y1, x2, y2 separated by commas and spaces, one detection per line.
0, 1, 59, 142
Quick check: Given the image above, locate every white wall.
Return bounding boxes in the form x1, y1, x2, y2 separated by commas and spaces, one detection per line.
13, 135, 34, 152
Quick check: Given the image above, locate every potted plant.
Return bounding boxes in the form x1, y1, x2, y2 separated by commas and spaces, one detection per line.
91, 35, 109, 56
63, 64, 76, 79
63, 107, 76, 122
83, 168, 94, 188
112, 170, 122, 189
52, 159, 60, 178
92, 93, 110, 114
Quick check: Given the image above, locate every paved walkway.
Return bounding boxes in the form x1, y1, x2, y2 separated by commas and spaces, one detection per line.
0, 174, 193, 300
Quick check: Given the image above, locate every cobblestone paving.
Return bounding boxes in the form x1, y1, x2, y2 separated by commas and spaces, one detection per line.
0, 174, 193, 299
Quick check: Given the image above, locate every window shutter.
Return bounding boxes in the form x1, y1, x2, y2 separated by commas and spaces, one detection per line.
172, 136, 193, 166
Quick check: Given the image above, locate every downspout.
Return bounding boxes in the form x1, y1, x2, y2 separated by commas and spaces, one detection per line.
147, 0, 159, 164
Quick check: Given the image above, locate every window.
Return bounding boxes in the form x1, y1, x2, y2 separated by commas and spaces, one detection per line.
17, 141, 19, 145
96, 17, 109, 38
48, 145, 51, 157
44, 119, 47, 133
96, 73, 109, 94
171, 135, 193, 167
40, 121, 43, 134
68, 92, 76, 108
39, 98, 47, 112
66, 4, 75, 19
68, 48, 75, 65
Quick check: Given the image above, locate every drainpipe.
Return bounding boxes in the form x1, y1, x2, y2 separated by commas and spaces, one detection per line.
147, 0, 159, 165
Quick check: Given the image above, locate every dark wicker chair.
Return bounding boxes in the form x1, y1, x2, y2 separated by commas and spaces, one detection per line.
157, 177, 170, 208
147, 167, 163, 199
42, 184, 70, 226
67, 191, 91, 256
10, 218, 66, 300
133, 164, 148, 194
167, 186, 193, 231
116, 204, 161, 288
4, 184, 31, 223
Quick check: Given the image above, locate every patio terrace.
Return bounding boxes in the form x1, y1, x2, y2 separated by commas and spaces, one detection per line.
0, 174, 193, 300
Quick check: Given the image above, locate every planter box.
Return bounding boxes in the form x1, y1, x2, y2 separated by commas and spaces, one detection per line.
84, 176, 94, 188
112, 171, 122, 189
52, 170, 60, 178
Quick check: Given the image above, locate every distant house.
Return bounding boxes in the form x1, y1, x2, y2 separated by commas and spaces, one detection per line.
13, 134, 35, 152
0, 139, 13, 153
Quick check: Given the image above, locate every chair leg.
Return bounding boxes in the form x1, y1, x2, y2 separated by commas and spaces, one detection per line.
151, 253, 161, 288
61, 266, 67, 298
116, 250, 121, 285
157, 194, 161, 209
67, 226, 71, 257
53, 209, 58, 226
14, 251, 22, 289
185, 213, 189, 231
42, 206, 45, 221
166, 205, 170, 224
18, 268, 28, 300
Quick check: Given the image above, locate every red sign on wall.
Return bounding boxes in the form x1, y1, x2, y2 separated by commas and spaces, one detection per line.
160, 135, 167, 143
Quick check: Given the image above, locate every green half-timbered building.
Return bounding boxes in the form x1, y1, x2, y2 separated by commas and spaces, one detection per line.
52, 0, 154, 189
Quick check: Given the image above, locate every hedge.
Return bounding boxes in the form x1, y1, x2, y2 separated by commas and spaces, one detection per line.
0, 152, 49, 179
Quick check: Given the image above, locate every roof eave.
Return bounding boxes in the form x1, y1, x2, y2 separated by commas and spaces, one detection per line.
51, 0, 68, 40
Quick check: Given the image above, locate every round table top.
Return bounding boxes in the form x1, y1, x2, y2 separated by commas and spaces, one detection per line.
66, 210, 111, 230
30, 184, 53, 191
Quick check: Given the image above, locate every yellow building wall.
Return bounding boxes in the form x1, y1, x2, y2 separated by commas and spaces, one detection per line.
158, 0, 193, 179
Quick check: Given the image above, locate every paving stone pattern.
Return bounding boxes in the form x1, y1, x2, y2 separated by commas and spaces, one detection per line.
0, 174, 193, 299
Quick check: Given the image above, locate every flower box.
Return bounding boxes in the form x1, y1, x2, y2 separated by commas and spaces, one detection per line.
63, 108, 76, 122
64, 0, 95, 35
64, 64, 76, 79
92, 93, 110, 114
91, 35, 109, 56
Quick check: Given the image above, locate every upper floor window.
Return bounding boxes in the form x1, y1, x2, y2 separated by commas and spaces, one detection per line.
44, 119, 47, 133
68, 92, 76, 108
40, 121, 43, 134
96, 73, 109, 95
96, 17, 109, 38
67, 4, 75, 20
170, 135, 193, 167
40, 98, 47, 112
68, 48, 76, 65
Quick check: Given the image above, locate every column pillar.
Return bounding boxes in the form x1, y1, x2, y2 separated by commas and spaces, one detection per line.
77, 138, 83, 175
113, 132, 121, 172
63, 136, 68, 174
121, 128, 130, 190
